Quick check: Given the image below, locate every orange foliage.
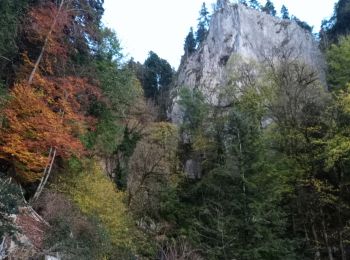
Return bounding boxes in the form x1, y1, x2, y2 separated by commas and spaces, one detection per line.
0, 2, 102, 183
0, 84, 86, 182
26, 2, 69, 58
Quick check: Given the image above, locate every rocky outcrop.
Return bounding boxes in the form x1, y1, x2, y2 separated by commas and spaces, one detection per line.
171, 2, 325, 124
171, 2, 326, 178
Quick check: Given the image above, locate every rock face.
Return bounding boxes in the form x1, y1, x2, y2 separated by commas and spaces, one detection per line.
171, 2, 326, 178
171, 2, 325, 124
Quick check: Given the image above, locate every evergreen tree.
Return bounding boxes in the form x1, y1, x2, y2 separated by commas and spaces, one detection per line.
199, 2, 210, 26
280, 4, 290, 19
249, 0, 261, 10
0, 178, 22, 238
262, 0, 276, 16
184, 27, 196, 55
0, 0, 28, 87
174, 85, 297, 259
292, 16, 313, 32
142, 51, 173, 103
239, 0, 248, 6
213, 0, 229, 10
322, 0, 350, 42
196, 3, 210, 46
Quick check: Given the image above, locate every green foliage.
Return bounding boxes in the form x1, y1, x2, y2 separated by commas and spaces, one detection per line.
56, 159, 156, 258
174, 84, 297, 259
84, 101, 124, 155
0, 178, 22, 237
324, 84, 350, 169
87, 28, 143, 155
322, 0, 350, 42
0, 0, 27, 58
0, 82, 9, 120
292, 16, 313, 32
94, 28, 142, 114
178, 87, 208, 132
142, 51, 173, 102
0, 0, 27, 86
195, 3, 210, 46
44, 211, 115, 259
127, 122, 179, 220
184, 27, 196, 55
37, 190, 135, 260
326, 36, 350, 89
280, 5, 290, 19
262, 0, 276, 16
249, 0, 261, 10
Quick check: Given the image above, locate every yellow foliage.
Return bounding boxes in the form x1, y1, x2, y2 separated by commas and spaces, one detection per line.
192, 130, 214, 152
337, 83, 350, 115
147, 122, 178, 147
57, 160, 136, 250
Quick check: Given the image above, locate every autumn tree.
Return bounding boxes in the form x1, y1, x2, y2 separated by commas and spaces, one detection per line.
56, 159, 155, 258
127, 122, 178, 220
0, 1, 101, 188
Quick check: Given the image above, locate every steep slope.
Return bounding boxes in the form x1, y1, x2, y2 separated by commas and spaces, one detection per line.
171, 2, 325, 123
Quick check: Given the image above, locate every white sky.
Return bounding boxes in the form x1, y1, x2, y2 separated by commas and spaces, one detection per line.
102, 0, 338, 69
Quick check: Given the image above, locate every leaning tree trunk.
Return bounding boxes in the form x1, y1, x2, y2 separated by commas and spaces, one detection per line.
30, 0, 65, 203
28, 0, 65, 85
32, 148, 57, 202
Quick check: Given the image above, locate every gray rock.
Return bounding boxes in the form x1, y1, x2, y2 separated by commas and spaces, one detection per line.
170, 3, 325, 121
171, 3, 325, 178
184, 159, 202, 179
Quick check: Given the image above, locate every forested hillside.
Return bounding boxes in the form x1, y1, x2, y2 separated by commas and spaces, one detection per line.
1, 0, 350, 259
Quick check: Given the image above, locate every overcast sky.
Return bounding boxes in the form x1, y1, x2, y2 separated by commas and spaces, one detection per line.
102, 0, 338, 69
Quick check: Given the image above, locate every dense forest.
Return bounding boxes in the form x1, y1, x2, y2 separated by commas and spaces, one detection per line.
1, 0, 350, 259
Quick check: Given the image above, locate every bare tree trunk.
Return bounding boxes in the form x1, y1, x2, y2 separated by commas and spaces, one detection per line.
28, 0, 65, 84
304, 223, 310, 242
320, 208, 334, 260
237, 130, 248, 247
32, 148, 56, 202
339, 230, 346, 260
29, 0, 65, 203
337, 167, 346, 260
311, 223, 321, 260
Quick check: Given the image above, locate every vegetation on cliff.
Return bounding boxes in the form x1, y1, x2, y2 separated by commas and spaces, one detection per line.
1, 0, 350, 259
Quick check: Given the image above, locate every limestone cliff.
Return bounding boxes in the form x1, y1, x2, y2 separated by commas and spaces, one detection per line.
171, 2, 325, 124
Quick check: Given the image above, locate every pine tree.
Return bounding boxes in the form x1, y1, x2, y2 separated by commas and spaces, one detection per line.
184, 27, 196, 55
322, 0, 350, 42
0, 0, 28, 86
280, 4, 290, 19
292, 16, 313, 32
199, 2, 210, 26
142, 51, 173, 102
249, 0, 261, 10
262, 0, 276, 16
196, 3, 210, 46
